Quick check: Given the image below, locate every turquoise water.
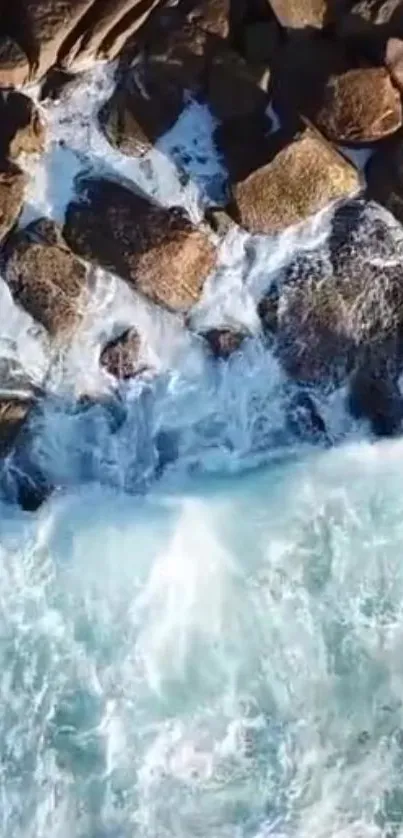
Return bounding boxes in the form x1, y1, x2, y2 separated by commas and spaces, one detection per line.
2, 439, 403, 838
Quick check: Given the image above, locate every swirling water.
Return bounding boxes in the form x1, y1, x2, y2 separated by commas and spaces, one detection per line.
0, 63, 401, 837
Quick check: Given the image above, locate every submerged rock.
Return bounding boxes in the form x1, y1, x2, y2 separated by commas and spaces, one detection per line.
100, 328, 146, 380
4, 218, 87, 338
0, 90, 45, 159
348, 366, 403, 436
286, 391, 328, 443
64, 178, 216, 312
201, 328, 248, 358
229, 126, 359, 235
0, 161, 26, 243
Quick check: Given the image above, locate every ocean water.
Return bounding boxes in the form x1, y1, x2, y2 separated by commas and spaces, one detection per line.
0, 62, 401, 837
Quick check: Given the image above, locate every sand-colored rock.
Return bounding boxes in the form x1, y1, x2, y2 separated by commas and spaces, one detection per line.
4, 218, 87, 337
64, 178, 216, 312
100, 328, 145, 379
0, 162, 26, 243
315, 67, 402, 143
230, 127, 360, 235
266, 0, 348, 28
0, 36, 30, 87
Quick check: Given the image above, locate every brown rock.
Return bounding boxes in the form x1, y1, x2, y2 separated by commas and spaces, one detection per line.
4, 218, 87, 337
315, 67, 402, 143
267, 0, 348, 28
230, 127, 360, 235
0, 398, 32, 456
64, 179, 216, 312
0, 161, 26, 242
0, 91, 45, 159
206, 45, 269, 123
0, 36, 30, 87
385, 37, 403, 91
201, 327, 248, 358
185, 0, 234, 38
100, 328, 145, 379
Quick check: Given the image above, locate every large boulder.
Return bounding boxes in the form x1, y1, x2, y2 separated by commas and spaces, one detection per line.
228, 126, 360, 235
366, 133, 403, 224
0, 161, 26, 242
258, 199, 403, 431
315, 67, 402, 143
4, 218, 87, 338
64, 178, 216, 312
0, 91, 45, 159
337, 0, 403, 51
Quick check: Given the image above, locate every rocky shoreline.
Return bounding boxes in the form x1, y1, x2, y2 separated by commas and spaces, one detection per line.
1, 0, 403, 508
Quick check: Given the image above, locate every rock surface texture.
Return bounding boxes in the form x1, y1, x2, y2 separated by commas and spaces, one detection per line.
64, 179, 216, 312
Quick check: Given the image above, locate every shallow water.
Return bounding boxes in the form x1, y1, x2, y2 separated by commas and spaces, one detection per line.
0, 60, 400, 837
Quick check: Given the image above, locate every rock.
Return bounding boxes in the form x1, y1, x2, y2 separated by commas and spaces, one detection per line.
259, 199, 403, 391
0, 398, 32, 456
286, 391, 328, 442
337, 0, 403, 49
64, 178, 216, 312
348, 365, 403, 435
206, 44, 269, 123
0, 36, 30, 87
39, 67, 81, 101
0, 90, 45, 159
267, 0, 348, 28
366, 135, 403, 225
4, 218, 87, 337
184, 0, 235, 38
243, 20, 281, 64
100, 328, 146, 379
62, 0, 162, 66
201, 327, 248, 358
214, 111, 273, 183
229, 126, 360, 235
385, 37, 403, 91
0, 161, 26, 242
315, 67, 402, 143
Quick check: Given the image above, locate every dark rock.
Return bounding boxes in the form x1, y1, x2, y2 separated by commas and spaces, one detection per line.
0, 160, 26, 242
260, 199, 403, 389
4, 218, 87, 337
214, 110, 273, 185
40, 67, 81, 101
337, 0, 403, 50
258, 287, 279, 333
315, 67, 402, 143
100, 327, 146, 379
184, 0, 237, 39
206, 44, 269, 123
286, 391, 327, 442
348, 366, 403, 435
229, 126, 359, 235
0, 90, 45, 159
201, 327, 248, 358
64, 178, 216, 312
243, 19, 281, 64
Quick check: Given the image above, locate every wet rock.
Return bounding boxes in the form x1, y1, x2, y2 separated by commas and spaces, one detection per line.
348, 366, 403, 435
214, 110, 273, 184
206, 45, 269, 123
267, 0, 348, 29
259, 199, 403, 390
0, 36, 30, 87
258, 287, 279, 334
100, 328, 146, 379
4, 218, 87, 338
366, 134, 403, 225
243, 20, 282, 65
39, 67, 81, 101
64, 178, 216, 312
337, 0, 403, 49
315, 67, 402, 143
286, 391, 327, 442
229, 126, 359, 235
184, 0, 236, 39
0, 161, 26, 242
201, 327, 248, 358
0, 90, 45, 159
0, 397, 32, 456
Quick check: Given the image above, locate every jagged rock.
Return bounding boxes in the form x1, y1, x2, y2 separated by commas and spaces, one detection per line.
0, 161, 26, 242
267, 0, 348, 28
62, 0, 162, 66
100, 328, 146, 379
4, 218, 87, 337
0, 398, 32, 456
286, 391, 328, 442
201, 328, 248, 358
366, 135, 403, 225
185, 0, 236, 38
0, 36, 30, 87
259, 200, 403, 395
229, 127, 359, 235
39, 67, 81, 101
315, 67, 402, 143
64, 178, 216, 312
0, 91, 45, 159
